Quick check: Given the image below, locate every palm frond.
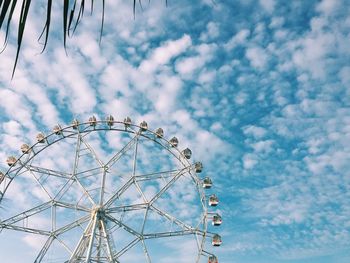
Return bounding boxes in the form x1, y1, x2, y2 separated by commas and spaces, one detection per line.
12, 0, 31, 78
0, 0, 167, 78
38, 0, 52, 53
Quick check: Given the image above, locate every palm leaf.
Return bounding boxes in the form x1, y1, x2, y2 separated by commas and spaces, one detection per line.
38, 0, 52, 53
63, 0, 69, 51
0, 0, 168, 78
99, 0, 104, 43
12, 0, 31, 78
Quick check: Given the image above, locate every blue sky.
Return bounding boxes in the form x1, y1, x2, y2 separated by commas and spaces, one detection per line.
1, 0, 350, 262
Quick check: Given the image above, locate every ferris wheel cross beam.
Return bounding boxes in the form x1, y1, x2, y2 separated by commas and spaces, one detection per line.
21, 163, 54, 200
131, 136, 149, 204
80, 136, 105, 168
141, 238, 152, 263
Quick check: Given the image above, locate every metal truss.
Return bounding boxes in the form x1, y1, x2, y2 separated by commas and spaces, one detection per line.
0, 119, 220, 262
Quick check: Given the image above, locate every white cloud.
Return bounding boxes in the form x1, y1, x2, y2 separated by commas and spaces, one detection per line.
242, 153, 258, 169
259, 0, 276, 13
243, 125, 267, 139
250, 140, 274, 153
234, 91, 248, 105
2, 121, 22, 136
224, 29, 250, 50
246, 47, 268, 69
200, 21, 220, 41
0, 89, 35, 130
175, 43, 216, 78
316, 0, 340, 15
139, 34, 192, 73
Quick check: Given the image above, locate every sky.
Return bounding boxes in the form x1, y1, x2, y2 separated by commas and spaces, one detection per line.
1, 0, 350, 262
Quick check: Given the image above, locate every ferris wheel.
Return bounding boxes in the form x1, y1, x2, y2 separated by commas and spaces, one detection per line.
0, 116, 222, 263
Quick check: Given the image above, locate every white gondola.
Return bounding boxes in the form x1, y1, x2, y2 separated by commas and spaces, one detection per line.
182, 148, 192, 159
72, 119, 79, 129
124, 117, 132, 127
155, 128, 164, 138
195, 162, 203, 173
21, 144, 31, 154
208, 255, 218, 263
53, 124, 62, 135
88, 116, 97, 127
106, 115, 114, 127
212, 214, 222, 226
209, 194, 219, 206
212, 234, 222, 246
169, 137, 178, 147
36, 133, 45, 143
6, 156, 17, 167
0, 172, 5, 184
140, 121, 148, 131
203, 177, 212, 189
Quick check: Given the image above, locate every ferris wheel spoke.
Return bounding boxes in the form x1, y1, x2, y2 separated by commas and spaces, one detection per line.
143, 229, 197, 239
105, 214, 141, 238
149, 205, 193, 232
134, 168, 185, 182
106, 134, 139, 169
24, 164, 73, 180
106, 203, 148, 213
53, 200, 91, 213
34, 235, 56, 263
114, 237, 140, 258
1, 201, 52, 226
0, 223, 51, 236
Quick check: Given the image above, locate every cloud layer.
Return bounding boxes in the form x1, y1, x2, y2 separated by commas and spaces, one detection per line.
1, 0, 350, 262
